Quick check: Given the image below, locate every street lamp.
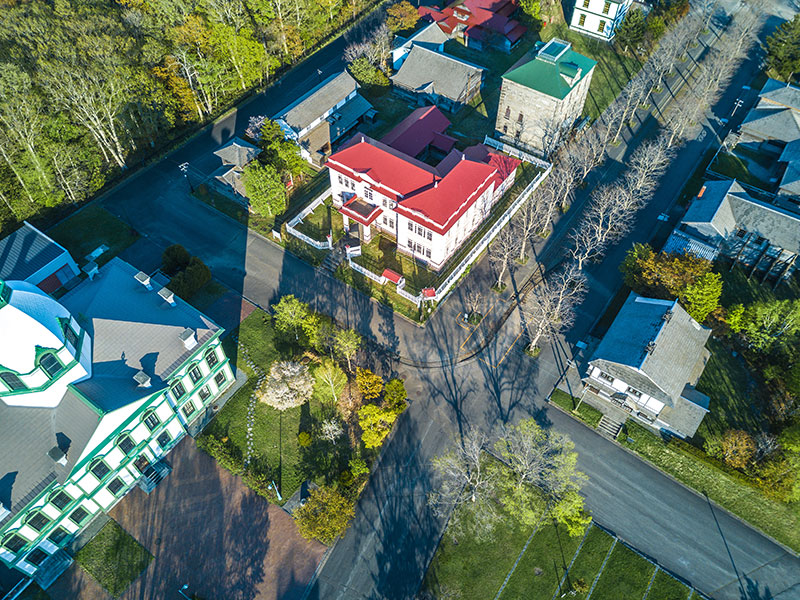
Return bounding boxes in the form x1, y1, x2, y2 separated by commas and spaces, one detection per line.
179, 162, 194, 193
731, 98, 744, 116
178, 584, 191, 599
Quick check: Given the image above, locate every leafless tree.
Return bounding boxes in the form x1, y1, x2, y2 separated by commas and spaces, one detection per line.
567, 127, 605, 180
257, 361, 314, 410
489, 225, 521, 289
569, 184, 635, 269
462, 284, 485, 318
612, 72, 652, 143
514, 197, 541, 262
344, 23, 392, 70
754, 432, 779, 463
693, 0, 719, 31
726, 7, 760, 57
623, 133, 674, 198
321, 419, 344, 443
522, 266, 586, 352
428, 429, 501, 540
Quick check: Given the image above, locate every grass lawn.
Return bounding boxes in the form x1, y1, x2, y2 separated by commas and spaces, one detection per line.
695, 338, 764, 441
549, 389, 603, 428
422, 506, 534, 600
335, 264, 423, 322
719, 265, 800, 307
540, 23, 642, 120
590, 542, 655, 600
204, 309, 329, 497
362, 90, 418, 140
709, 152, 772, 191
620, 420, 800, 551
294, 197, 346, 243
49, 204, 138, 267
499, 521, 584, 600
562, 525, 615, 600
74, 520, 153, 599
647, 569, 691, 600
352, 234, 438, 293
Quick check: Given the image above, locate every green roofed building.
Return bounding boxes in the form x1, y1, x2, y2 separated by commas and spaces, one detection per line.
0, 257, 236, 589
495, 38, 596, 155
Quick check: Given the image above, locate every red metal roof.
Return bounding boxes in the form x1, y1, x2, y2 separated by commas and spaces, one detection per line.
382, 268, 403, 284
381, 105, 452, 158
463, 144, 521, 182
339, 197, 383, 226
422, 287, 436, 298
423, 0, 525, 42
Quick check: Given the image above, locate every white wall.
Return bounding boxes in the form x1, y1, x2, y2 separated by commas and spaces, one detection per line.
570, 0, 632, 39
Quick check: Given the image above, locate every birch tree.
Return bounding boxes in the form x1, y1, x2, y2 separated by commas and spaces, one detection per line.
489, 225, 521, 290
522, 266, 586, 352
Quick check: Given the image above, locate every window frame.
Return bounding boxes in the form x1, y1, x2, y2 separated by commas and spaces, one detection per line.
188, 365, 202, 385
26, 511, 50, 533
578, 13, 586, 26
626, 386, 642, 399
26, 548, 49, 567
171, 380, 187, 401
198, 386, 211, 402
48, 527, 69, 546
49, 490, 72, 511
69, 506, 90, 526
214, 371, 226, 387
602, 1, 610, 13
143, 410, 161, 432
39, 352, 63, 379
181, 400, 197, 419
107, 477, 125, 496
0, 372, 26, 392
89, 458, 111, 482
157, 431, 172, 450
63, 324, 79, 348
3, 534, 26, 554
117, 433, 136, 456
205, 348, 219, 369
598, 371, 614, 384
598, 20, 606, 33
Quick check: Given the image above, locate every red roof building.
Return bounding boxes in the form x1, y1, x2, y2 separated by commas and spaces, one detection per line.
381, 105, 456, 158
419, 0, 526, 52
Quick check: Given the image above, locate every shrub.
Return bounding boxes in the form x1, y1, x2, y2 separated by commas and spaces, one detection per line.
168, 256, 211, 299
294, 486, 355, 544
298, 431, 312, 447
349, 457, 369, 478
720, 429, 756, 469
257, 361, 314, 411
356, 368, 384, 400
162, 244, 191, 275
384, 378, 407, 413
358, 404, 398, 448
347, 57, 389, 89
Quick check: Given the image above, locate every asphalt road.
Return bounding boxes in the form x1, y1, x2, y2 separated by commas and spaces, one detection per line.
93, 3, 800, 599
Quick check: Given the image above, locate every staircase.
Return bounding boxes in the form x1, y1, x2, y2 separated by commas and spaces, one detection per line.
137, 461, 172, 494
322, 244, 346, 273
597, 415, 623, 440
33, 549, 73, 589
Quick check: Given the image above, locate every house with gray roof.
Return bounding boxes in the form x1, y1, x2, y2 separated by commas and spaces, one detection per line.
390, 45, 485, 112
391, 21, 449, 70
0, 222, 79, 294
208, 137, 260, 205
495, 38, 595, 155
583, 293, 712, 438
0, 257, 236, 588
663, 179, 800, 282
273, 71, 374, 166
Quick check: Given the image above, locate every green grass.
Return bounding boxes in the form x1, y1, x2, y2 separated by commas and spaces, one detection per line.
203, 309, 330, 496
49, 204, 138, 267
334, 263, 423, 322
709, 152, 772, 191
719, 265, 800, 307
541, 23, 642, 120
549, 389, 603, 428
695, 338, 764, 441
362, 90, 419, 140
590, 542, 655, 600
733, 144, 776, 170
620, 420, 800, 551
499, 521, 584, 600
293, 197, 346, 243
562, 525, 615, 600
351, 234, 438, 294
74, 520, 153, 599
647, 569, 691, 600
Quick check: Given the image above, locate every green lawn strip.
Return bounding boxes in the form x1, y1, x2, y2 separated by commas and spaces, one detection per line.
499, 521, 584, 600
193, 185, 249, 225
549, 389, 603, 428
620, 420, 800, 551
695, 338, 764, 440
201, 309, 325, 498
646, 569, 691, 600
719, 265, 800, 307
540, 23, 641, 121
293, 197, 346, 243
334, 265, 422, 322
733, 145, 776, 169
49, 205, 138, 267
561, 525, 615, 600
74, 520, 153, 599
590, 541, 655, 600
423, 507, 534, 600
709, 152, 772, 190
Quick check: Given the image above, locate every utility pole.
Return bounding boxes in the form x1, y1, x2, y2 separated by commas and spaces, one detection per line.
179, 163, 194, 193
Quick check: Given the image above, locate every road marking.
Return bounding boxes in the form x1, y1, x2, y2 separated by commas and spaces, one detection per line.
478, 330, 523, 370
459, 297, 499, 350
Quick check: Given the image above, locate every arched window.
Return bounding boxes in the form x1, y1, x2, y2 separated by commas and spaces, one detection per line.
25, 511, 50, 533
89, 458, 110, 481
205, 348, 219, 369
2, 533, 26, 554
117, 433, 135, 456
171, 380, 186, 401
0, 372, 25, 392
143, 409, 160, 432
38, 353, 63, 379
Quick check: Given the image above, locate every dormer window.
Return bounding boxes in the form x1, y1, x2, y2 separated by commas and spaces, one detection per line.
117, 434, 136, 456
755, 236, 766, 245
50, 490, 72, 510
626, 386, 642, 399
598, 371, 614, 383
39, 353, 63, 379
3, 534, 26, 554
63, 323, 79, 348
0, 372, 25, 392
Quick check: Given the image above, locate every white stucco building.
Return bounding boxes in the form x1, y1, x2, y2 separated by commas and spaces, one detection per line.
569, 0, 634, 40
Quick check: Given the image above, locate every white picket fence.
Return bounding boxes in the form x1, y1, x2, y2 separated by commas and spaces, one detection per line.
285, 187, 333, 250
484, 136, 552, 170
348, 257, 386, 284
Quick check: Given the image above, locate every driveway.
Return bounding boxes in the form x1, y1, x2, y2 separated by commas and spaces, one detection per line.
49, 437, 325, 600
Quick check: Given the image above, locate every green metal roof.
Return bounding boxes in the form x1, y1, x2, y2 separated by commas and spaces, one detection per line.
502, 39, 597, 100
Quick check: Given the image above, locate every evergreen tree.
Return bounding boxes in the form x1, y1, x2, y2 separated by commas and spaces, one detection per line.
683, 272, 722, 323
243, 161, 286, 216
766, 14, 800, 82
615, 8, 647, 53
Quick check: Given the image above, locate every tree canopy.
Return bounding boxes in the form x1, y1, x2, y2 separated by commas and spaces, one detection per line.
243, 162, 286, 217
766, 14, 800, 82
385, 1, 419, 32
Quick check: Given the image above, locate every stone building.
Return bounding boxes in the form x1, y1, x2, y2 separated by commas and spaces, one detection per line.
495, 38, 595, 155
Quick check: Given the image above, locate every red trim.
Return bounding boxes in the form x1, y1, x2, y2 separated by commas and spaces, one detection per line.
339, 198, 383, 226
382, 269, 403, 284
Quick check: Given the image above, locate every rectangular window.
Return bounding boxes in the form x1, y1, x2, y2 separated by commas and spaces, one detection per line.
205, 350, 218, 369
27, 513, 50, 532
144, 412, 160, 432
598, 371, 614, 383
755, 236, 766, 245
364, 188, 373, 201
198, 386, 211, 402
736, 228, 747, 238
26, 549, 48, 567
182, 400, 197, 418
69, 506, 90, 525
4, 535, 26, 554
64, 324, 79, 348
578, 13, 586, 26
603, 1, 610, 13
188, 366, 202, 385
48, 527, 69, 545
50, 491, 72, 510
426, 231, 432, 241
426, 248, 431, 258
40, 354, 62, 378
389, 219, 395, 228
214, 371, 226, 387
172, 381, 186, 401
503, 124, 508, 134
382, 216, 387, 225
504, 106, 510, 119
90, 461, 110, 480
118, 435, 135, 455
157, 431, 172, 450
626, 386, 642, 398
337, 175, 342, 184
598, 20, 606, 33
517, 113, 523, 124
107, 478, 125, 496
408, 222, 413, 231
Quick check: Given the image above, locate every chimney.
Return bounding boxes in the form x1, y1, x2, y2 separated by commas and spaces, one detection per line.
180, 328, 197, 350
48, 446, 68, 467
82, 261, 99, 280
134, 271, 152, 290
158, 287, 176, 306
133, 370, 152, 388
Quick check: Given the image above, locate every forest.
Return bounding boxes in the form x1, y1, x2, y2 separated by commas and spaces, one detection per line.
0, 0, 378, 235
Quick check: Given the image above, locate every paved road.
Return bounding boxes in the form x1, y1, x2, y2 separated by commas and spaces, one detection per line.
93, 3, 800, 599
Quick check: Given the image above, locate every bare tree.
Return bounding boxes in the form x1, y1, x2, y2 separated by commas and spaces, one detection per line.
514, 197, 540, 262
489, 225, 521, 290
522, 266, 586, 352
257, 361, 314, 410
321, 419, 344, 443
462, 285, 485, 319
623, 133, 674, 198
567, 128, 606, 180
428, 429, 501, 540
568, 184, 635, 269
612, 72, 651, 143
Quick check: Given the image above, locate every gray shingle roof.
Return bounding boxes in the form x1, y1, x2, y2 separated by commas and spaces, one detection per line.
740, 79, 800, 143
213, 137, 260, 168
683, 180, 800, 252
589, 294, 711, 407
658, 385, 710, 438
273, 71, 359, 134
394, 21, 449, 52
391, 46, 485, 103
0, 222, 69, 282
760, 77, 800, 109
0, 389, 100, 524
61, 258, 220, 412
